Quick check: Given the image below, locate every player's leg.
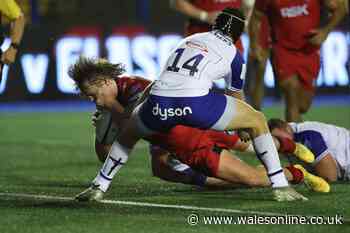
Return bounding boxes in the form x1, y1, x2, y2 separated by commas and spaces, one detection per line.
246, 16, 271, 111
95, 141, 110, 162
279, 75, 302, 122
76, 108, 146, 201
295, 52, 320, 116
216, 149, 303, 187
246, 48, 269, 110
220, 98, 287, 185
298, 88, 314, 115
214, 98, 307, 200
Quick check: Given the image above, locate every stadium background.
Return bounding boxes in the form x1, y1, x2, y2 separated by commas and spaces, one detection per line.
0, 0, 349, 102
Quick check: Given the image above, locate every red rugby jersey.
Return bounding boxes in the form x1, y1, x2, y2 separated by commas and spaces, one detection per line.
115, 76, 151, 107
191, 0, 241, 11
255, 0, 321, 51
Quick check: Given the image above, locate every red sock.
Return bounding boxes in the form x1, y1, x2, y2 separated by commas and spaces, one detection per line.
285, 165, 304, 184
277, 137, 296, 154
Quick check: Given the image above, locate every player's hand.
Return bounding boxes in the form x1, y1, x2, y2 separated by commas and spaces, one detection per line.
92, 109, 102, 127
206, 11, 219, 25
308, 28, 329, 46
1, 47, 17, 65
273, 187, 308, 202
237, 129, 251, 143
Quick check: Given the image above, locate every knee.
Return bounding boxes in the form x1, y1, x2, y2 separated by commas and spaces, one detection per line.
279, 78, 299, 93
252, 111, 267, 127
247, 111, 268, 137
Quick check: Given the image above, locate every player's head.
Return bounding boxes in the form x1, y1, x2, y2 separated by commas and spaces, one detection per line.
268, 118, 294, 139
213, 7, 245, 42
68, 57, 124, 102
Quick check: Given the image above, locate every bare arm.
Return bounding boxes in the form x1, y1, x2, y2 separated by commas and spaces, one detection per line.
309, 0, 347, 45
241, 0, 256, 30
2, 14, 25, 64
10, 13, 25, 45
323, 0, 347, 33
170, 0, 218, 24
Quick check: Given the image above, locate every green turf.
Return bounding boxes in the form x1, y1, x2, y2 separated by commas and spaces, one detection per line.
0, 105, 349, 233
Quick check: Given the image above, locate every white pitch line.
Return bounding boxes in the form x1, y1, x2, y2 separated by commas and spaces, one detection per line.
0, 192, 327, 219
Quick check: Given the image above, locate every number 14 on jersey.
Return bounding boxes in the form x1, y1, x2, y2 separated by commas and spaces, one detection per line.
166, 48, 206, 77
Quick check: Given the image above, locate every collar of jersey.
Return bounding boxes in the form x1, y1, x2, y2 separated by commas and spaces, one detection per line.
211, 30, 233, 43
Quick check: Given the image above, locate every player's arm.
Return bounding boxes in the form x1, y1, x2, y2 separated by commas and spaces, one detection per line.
248, 2, 266, 62
170, 0, 218, 24
309, 0, 346, 45
223, 51, 246, 101
134, 81, 154, 107
1, 0, 25, 64
241, 0, 256, 30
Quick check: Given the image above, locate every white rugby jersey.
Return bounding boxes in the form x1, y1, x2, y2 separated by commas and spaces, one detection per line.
289, 121, 350, 180
150, 30, 246, 97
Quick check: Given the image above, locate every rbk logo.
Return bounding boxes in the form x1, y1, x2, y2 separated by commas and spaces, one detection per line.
281, 4, 309, 18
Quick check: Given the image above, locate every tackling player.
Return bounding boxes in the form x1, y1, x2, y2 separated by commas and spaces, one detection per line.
93, 107, 327, 192
249, 0, 346, 122
74, 58, 326, 193
74, 8, 307, 202
269, 119, 350, 182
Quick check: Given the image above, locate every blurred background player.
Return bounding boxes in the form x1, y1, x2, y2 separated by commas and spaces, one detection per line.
249, 0, 346, 122
0, 0, 25, 81
269, 118, 350, 182
170, 0, 251, 53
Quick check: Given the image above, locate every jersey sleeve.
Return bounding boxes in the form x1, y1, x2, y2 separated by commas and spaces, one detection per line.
255, 0, 270, 13
294, 130, 329, 162
0, 0, 22, 20
223, 51, 246, 92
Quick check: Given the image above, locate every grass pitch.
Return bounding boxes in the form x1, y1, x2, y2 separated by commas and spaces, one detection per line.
0, 105, 349, 233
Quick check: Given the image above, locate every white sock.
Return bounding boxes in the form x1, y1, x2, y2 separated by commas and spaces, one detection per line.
253, 133, 289, 188
93, 141, 130, 192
